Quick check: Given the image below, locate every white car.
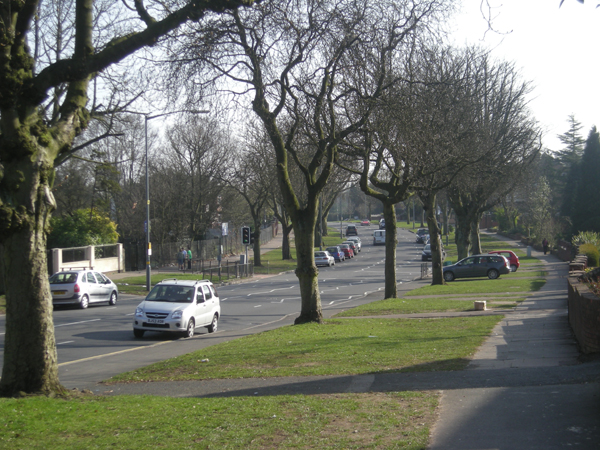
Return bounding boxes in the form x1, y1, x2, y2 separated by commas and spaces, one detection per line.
314, 251, 335, 267
133, 279, 220, 338
50, 270, 118, 309
373, 230, 385, 245
346, 236, 362, 252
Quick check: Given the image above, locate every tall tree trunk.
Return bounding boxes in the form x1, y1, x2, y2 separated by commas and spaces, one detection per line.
454, 213, 473, 261
281, 223, 293, 260
383, 202, 398, 299
470, 216, 482, 255
252, 221, 261, 266
293, 211, 322, 324
0, 159, 65, 396
422, 194, 444, 285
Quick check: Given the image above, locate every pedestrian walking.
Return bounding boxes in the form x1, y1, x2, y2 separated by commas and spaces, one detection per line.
183, 247, 189, 270
187, 247, 192, 270
542, 238, 549, 255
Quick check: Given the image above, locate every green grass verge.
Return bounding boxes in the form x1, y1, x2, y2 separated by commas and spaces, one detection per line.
405, 277, 545, 296
107, 316, 501, 383
335, 297, 526, 316
0, 391, 439, 450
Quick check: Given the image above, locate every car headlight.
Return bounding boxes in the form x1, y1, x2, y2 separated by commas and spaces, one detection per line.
135, 307, 144, 317
172, 310, 183, 320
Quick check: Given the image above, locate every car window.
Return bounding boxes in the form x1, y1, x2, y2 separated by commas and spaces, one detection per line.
94, 272, 107, 283
196, 289, 205, 303
49, 273, 77, 284
202, 285, 212, 300
86, 272, 97, 283
210, 285, 218, 298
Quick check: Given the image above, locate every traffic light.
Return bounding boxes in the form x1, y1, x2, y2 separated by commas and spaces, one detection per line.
242, 226, 251, 245
250, 232, 255, 245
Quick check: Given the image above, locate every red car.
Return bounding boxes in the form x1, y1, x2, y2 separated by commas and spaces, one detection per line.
488, 250, 520, 272
339, 244, 354, 258
361, 219, 370, 226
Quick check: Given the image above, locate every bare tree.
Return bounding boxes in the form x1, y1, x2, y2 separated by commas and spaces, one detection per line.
169, 0, 454, 322
0, 0, 255, 396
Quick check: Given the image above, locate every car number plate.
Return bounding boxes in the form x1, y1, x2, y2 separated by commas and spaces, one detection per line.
147, 319, 165, 324
52, 291, 67, 295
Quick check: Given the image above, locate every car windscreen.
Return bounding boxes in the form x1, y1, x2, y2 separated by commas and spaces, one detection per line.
146, 286, 194, 303
49, 273, 78, 284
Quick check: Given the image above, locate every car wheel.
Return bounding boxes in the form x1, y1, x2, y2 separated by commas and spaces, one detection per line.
79, 295, 89, 309
108, 291, 117, 306
488, 269, 499, 279
184, 318, 195, 338
133, 328, 145, 338
443, 271, 455, 282
207, 314, 218, 333
510, 264, 517, 272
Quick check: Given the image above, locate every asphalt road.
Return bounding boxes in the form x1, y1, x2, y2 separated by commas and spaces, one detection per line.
0, 225, 428, 392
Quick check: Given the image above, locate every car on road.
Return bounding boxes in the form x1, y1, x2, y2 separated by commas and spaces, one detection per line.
421, 243, 446, 261
345, 225, 358, 236
315, 251, 335, 267
379, 218, 385, 229
133, 279, 220, 338
346, 236, 362, 252
488, 250, 520, 272
326, 246, 345, 262
50, 270, 118, 309
361, 219, 370, 226
339, 243, 354, 258
343, 241, 359, 255
415, 228, 429, 244
373, 229, 385, 245
442, 254, 510, 281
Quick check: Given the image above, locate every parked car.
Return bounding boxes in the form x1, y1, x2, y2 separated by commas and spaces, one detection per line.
50, 270, 118, 309
373, 230, 385, 245
346, 236, 362, 252
488, 250, 520, 272
339, 243, 354, 258
345, 225, 358, 236
416, 228, 429, 244
133, 279, 220, 338
421, 243, 446, 261
379, 219, 385, 230
442, 254, 510, 281
326, 246, 345, 262
361, 219, 370, 226
343, 241, 359, 255
315, 251, 335, 267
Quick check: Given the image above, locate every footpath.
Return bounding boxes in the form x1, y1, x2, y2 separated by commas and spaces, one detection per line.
105, 233, 600, 449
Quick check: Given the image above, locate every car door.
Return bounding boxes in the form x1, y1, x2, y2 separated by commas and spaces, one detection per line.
454, 257, 476, 278
192, 288, 209, 326
93, 271, 111, 301
85, 271, 101, 303
199, 285, 215, 325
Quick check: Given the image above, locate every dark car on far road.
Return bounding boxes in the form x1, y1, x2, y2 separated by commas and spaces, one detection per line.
442, 254, 510, 281
416, 228, 429, 243
345, 225, 358, 236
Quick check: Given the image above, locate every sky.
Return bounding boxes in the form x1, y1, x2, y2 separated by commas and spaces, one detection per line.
449, 0, 600, 153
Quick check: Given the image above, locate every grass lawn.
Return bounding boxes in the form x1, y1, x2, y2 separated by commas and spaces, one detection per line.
0, 391, 438, 450
405, 277, 545, 296
335, 296, 526, 316
107, 316, 501, 383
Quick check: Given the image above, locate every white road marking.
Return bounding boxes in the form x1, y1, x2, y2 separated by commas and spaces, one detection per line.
55, 319, 101, 328
247, 286, 295, 297
57, 341, 74, 345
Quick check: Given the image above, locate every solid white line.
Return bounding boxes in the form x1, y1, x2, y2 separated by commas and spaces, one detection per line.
55, 319, 101, 328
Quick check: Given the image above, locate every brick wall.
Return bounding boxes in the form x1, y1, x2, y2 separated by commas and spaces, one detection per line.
568, 275, 600, 354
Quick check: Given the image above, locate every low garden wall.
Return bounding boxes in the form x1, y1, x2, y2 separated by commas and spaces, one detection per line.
567, 275, 600, 354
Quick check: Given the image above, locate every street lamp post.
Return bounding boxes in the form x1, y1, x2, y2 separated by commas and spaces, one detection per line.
143, 110, 209, 291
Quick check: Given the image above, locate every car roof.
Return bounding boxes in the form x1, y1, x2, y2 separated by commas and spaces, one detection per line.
155, 278, 212, 287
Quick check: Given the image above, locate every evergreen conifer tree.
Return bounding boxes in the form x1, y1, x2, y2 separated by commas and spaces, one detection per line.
571, 127, 600, 234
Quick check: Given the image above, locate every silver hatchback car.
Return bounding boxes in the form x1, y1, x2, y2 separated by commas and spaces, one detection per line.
50, 270, 118, 309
